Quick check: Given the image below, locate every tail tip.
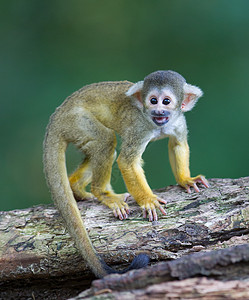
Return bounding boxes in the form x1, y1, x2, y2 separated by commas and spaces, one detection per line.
128, 253, 150, 270
102, 253, 150, 275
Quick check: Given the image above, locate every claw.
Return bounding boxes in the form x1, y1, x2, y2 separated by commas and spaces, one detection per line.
116, 208, 123, 220
152, 208, 158, 221
125, 207, 130, 214
157, 197, 167, 205
193, 183, 200, 193
113, 209, 118, 218
200, 176, 209, 188
113, 207, 129, 220
186, 186, 191, 193
121, 208, 128, 219
147, 209, 153, 222
158, 205, 167, 216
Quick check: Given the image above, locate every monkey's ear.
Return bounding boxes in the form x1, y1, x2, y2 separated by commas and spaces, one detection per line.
181, 83, 203, 112
126, 81, 144, 102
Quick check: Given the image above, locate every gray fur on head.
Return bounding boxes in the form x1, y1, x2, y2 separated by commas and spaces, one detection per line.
142, 70, 186, 101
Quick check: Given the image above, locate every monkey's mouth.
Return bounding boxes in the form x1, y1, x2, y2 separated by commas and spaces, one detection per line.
152, 116, 169, 126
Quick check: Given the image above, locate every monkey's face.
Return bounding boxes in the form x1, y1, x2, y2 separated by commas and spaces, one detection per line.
144, 88, 178, 126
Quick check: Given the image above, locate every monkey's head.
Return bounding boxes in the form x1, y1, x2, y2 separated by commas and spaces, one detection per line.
126, 70, 203, 127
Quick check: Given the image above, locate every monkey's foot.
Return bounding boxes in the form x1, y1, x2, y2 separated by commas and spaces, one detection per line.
140, 196, 167, 222
181, 175, 209, 193
71, 185, 95, 201
100, 193, 130, 220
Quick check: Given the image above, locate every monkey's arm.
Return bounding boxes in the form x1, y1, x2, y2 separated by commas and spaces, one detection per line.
117, 152, 167, 222
168, 136, 209, 193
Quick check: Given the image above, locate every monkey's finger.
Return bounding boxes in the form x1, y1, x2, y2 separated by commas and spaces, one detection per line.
121, 201, 130, 215
157, 197, 167, 205
158, 205, 167, 216
186, 186, 192, 193
125, 207, 130, 215
143, 208, 147, 219
193, 183, 200, 193
152, 209, 158, 221
147, 209, 153, 222
114, 208, 123, 220
199, 177, 209, 188
113, 209, 118, 218
116, 208, 124, 220
121, 208, 128, 219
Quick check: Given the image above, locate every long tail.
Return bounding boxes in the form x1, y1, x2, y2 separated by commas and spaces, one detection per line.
43, 123, 149, 278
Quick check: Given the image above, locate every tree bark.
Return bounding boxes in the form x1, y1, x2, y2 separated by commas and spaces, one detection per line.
0, 177, 248, 299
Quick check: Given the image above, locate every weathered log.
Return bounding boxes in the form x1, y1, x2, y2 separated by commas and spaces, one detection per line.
74, 277, 249, 300
0, 177, 248, 299
76, 244, 249, 298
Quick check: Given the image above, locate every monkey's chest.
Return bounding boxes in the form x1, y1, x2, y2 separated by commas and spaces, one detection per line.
150, 128, 169, 141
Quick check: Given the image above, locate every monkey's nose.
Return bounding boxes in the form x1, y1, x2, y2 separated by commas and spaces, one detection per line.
154, 110, 161, 115
155, 110, 167, 116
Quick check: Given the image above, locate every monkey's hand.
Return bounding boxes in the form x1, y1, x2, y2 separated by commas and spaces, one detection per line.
101, 193, 131, 220
179, 175, 209, 193
139, 196, 167, 222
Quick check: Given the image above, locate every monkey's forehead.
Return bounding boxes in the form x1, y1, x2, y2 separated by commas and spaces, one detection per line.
144, 70, 186, 87
145, 87, 176, 98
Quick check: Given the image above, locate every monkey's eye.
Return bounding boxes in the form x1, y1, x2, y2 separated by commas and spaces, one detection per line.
150, 98, 158, 105
163, 98, 171, 105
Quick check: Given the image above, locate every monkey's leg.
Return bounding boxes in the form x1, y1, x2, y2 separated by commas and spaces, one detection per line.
102, 150, 124, 194
168, 136, 209, 193
69, 149, 120, 200
67, 111, 129, 219
69, 157, 94, 200
86, 133, 130, 220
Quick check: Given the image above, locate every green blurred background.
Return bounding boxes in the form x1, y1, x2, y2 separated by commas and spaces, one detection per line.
1, 0, 249, 211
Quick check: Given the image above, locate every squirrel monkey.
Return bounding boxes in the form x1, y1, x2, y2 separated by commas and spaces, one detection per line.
43, 70, 209, 278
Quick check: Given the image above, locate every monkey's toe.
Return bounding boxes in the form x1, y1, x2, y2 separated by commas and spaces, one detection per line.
100, 193, 131, 220
141, 196, 167, 221
113, 207, 129, 220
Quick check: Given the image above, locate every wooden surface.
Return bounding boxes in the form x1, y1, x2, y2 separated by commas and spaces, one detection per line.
0, 177, 248, 299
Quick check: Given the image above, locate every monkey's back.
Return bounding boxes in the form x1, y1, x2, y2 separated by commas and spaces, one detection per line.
58, 81, 147, 132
